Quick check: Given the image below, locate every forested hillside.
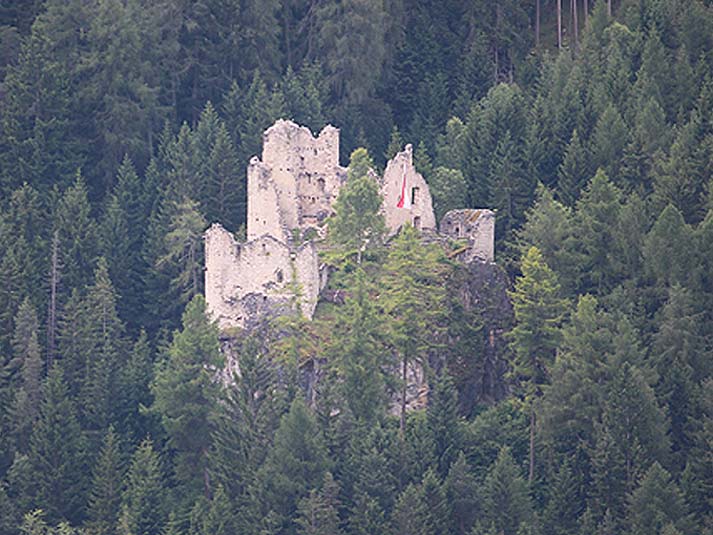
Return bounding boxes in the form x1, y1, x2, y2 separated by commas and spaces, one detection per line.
1, 1, 713, 534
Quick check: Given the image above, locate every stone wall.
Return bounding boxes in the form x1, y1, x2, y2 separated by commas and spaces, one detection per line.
380, 144, 437, 234
204, 223, 321, 330
440, 209, 496, 263
247, 120, 347, 242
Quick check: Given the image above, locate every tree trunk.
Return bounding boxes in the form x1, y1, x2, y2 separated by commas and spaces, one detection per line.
400, 355, 407, 434
529, 408, 536, 483
557, 0, 563, 50
584, 0, 589, 25
47, 231, 60, 369
535, 0, 541, 47
607, 0, 612, 17
572, 0, 579, 50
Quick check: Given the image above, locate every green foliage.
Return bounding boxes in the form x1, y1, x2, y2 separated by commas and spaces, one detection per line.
381, 224, 448, 429
87, 427, 123, 535
627, 462, 693, 535
119, 439, 165, 535
508, 247, 566, 394
294, 472, 343, 535
254, 398, 330, 535
481, 448, 535, 535
28, 368, 87, 525
0, 2, 713, 534
328, 148, 386, 263
149, 295, 221, 497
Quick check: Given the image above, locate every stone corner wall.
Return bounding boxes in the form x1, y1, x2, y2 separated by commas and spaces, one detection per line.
381, 144, 437, 235
440, 209, 496, 263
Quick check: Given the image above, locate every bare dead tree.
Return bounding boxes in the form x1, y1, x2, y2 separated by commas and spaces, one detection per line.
47, 230, 60, 369
557, 0, 563, 50
607, 0, 612, 17
584, 0, 589, 25
536, 0, 541, 47
572, 0, 579, 50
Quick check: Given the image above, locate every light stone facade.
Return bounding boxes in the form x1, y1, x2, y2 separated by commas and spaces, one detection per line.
247, 120, 347, 242
440, 209, 496, 263
204, 224, 321, 330
380, 144, 437, 234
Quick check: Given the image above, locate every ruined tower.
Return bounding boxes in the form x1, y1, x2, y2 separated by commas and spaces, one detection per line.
247, 120, 347, 242
205, 120, 346, 330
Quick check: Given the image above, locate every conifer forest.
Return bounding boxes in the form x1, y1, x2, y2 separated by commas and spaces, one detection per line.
1, 1, 713, 534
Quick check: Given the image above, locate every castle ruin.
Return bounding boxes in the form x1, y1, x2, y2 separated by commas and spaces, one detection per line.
204, 119, 496, 330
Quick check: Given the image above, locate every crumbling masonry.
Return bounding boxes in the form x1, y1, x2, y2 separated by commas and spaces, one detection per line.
204, 119, 495, 330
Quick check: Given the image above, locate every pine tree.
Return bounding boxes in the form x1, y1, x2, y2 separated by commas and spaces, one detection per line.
11, 306, 43, 452
508, 246, 566, 482
340, 422, 398, 528
205, 121, 242, 231
488, 131, 532, 246
445, 452, 479, 535
557, 129, 591, 206
652, 114, 708, 224
101, 156, 147, 329
209, 336, 284, 502
574, 169, 623, 293
390, 484, 430, 535
189, 485, 236, 535
254, 398, 330, 535
53, 172, 99, 294
149, 295, 221, 499
643, 204, 693, 289
79, 258, 127, 436
295, 472, 343, 535
28, 367, 87, 525
427, 373, 462, 477
653, 285, 706, 467
156, 197, 206, 309
237, 71, 286, 164
518, 185, 579, 294
328, 148, 385, 264
421, 468, 452, 535
429, 167, 467, 222
328, 268, 387, 422
627, 462, 694, 535
482, 448, 534, 535
87, 427, 124, 535
590, 362, 670, 523
116, 331, 154, 444
541, 460, 583, 535
385, 126, 404, 162
119, 439, 165, 535
381, 224, 448, 432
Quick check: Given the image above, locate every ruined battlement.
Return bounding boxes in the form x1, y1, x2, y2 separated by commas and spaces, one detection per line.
247, 120, 347, 243
205, 119, 496, 331
440, 209, 496, 263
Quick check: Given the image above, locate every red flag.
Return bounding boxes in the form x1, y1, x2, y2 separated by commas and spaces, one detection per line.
396, 167, 407, 208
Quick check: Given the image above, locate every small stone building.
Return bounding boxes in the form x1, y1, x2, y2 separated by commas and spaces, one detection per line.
439, 209, 496, 263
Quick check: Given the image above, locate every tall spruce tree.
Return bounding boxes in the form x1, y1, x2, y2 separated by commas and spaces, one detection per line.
28, 367, 87, 525
118, 439, 165, 535
254, 398, 330, 535
508, 246, 566, 482
87, 427, 123, 535
149, 295, 221, 499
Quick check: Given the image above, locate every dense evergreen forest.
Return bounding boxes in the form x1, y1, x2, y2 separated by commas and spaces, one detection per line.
1, 0, 713, 534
